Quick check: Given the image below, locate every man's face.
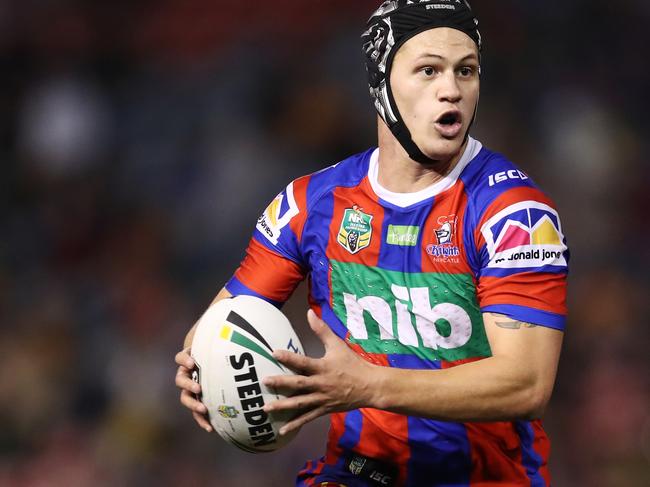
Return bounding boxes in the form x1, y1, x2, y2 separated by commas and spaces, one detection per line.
389, 27, 480, 163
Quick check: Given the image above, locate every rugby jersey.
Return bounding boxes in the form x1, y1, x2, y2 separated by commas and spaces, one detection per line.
226, 137, 569, 486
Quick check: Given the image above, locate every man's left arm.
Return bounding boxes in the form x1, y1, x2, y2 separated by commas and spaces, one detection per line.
368, 312, 563, 421
264, 310, 563, 434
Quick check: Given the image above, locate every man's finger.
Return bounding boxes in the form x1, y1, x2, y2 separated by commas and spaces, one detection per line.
278, 406, 327, 436
180, 389, 208, 414
307, 309, 340, 349
264, 392, 326, 413
175, 368, 201, 394
175, 348, 195, 369
192, 411, 213, 432
273, 349, 320, 374
263, 374, 315, 394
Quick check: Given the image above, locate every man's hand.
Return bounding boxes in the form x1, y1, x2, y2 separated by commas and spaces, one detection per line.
262, 309, 379, 436
174, 347, 213, 432
175, 287, 233, 433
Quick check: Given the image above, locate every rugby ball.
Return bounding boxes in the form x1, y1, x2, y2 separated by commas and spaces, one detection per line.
190, 295, 304, 453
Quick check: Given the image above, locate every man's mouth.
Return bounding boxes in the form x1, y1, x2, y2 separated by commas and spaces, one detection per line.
434, 110, 463, 138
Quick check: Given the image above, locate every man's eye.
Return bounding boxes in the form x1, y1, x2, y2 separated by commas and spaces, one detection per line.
458, 67, 474, 77
423, 67, 434, 76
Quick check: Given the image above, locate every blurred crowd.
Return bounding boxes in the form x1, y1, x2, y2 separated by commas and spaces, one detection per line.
1, 1, 648, 485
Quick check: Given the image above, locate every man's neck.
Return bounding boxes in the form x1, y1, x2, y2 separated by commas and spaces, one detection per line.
376, 120, 466, 194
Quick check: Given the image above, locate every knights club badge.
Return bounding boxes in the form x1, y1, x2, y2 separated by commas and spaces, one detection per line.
337, 206, 373, 254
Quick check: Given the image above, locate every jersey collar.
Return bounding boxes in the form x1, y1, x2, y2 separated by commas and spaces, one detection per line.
368, 137, 482, 208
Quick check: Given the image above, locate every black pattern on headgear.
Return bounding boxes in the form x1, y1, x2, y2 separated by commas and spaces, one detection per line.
361, 0, 482, 165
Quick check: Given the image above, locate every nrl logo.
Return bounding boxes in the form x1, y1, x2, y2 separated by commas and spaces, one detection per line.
349, 455, 367, 476
217, 405, 239, 419
337, 206, 373, 254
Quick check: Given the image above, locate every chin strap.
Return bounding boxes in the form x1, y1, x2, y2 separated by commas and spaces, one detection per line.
390, 120, 437, 165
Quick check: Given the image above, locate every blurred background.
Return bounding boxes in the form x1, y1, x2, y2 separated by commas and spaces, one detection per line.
1, 0, 648, 485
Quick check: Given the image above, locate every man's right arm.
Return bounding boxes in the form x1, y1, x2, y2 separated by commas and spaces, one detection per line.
175, 286, 232, 432
175, 176, 311, 432
181, 287, 233, 348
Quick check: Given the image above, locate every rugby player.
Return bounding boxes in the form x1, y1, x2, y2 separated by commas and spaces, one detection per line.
175, 1, 568, 485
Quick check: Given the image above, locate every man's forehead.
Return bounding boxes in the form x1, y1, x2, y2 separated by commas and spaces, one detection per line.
398, 27, 478, 59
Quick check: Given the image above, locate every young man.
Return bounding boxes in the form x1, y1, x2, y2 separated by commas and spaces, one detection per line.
175, 1, 569, 485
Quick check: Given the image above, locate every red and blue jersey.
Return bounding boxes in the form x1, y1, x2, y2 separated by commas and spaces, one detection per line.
226, 138, 568, 486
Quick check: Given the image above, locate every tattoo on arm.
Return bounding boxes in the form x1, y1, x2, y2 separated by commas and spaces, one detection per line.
488, 313, 537, 330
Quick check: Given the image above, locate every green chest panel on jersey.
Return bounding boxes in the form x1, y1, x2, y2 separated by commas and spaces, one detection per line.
331, 260, 491, 363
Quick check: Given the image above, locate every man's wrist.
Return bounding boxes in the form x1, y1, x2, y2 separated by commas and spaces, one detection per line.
363, 362, 391, 410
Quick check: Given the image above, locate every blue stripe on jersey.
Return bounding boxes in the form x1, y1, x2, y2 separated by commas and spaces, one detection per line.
302, 150, 373, 343
252, 230, 303, 265
377, 202, 431, 273
321, 303, 349, 341
310, 410, 364, 485
338, 409, 363, 450
302, 186, 335, 322
481, 303, 566, 330
459, 147, 542, 217
303, 149, 374, 212
406, 417, 471, 486
515, 421, 547, 487
387, 354, 441, 370
224, 276, 284, 308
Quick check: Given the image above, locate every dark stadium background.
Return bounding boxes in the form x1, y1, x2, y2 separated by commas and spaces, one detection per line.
1, 1, 648, 485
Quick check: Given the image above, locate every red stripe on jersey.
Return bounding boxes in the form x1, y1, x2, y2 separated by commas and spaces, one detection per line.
233, 238, 305, 302
290, 175, 311, 243
478, 272, 567, 315
475, 186, 556, 250
299, 457, 325, 486
326, 184, 383, 267
347, 342, 390, 367
296, 412, 347, 484
440, 356, 484, 369
531, 420, 552, 485
421, 180, 473, 274
465, 422, 529, 485
356, 409, 410, 487
325, 412, 347, 466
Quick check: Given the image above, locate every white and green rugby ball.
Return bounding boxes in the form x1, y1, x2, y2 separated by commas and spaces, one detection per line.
190, 295, 304, 453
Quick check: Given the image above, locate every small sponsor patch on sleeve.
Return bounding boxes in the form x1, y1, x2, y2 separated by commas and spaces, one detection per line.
480, 201, 567, 269
255, 182, 300, 246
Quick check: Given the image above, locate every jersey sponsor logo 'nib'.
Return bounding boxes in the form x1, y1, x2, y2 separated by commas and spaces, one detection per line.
330, 261, 491, 363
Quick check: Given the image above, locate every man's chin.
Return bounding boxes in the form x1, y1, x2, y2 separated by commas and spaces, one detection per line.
417, 138, 466, 164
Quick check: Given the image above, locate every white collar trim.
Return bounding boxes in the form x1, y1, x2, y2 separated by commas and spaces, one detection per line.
368, 137, 482, 208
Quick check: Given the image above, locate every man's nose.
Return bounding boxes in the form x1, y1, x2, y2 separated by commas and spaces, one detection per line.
437, 71, 461, 103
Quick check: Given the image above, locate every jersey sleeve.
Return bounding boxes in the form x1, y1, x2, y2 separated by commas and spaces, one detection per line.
225, 176, 310, 306
473, 186, 569, 330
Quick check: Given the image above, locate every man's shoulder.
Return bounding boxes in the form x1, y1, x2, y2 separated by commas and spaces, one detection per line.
462, 145, 555, 207
461, 146, 538, 196
293, 148, 375, 209
458, 144, 562, 238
